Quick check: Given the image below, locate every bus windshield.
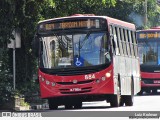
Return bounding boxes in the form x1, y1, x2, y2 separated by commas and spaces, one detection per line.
39, 32, 111, 69
138, 41, 160, 66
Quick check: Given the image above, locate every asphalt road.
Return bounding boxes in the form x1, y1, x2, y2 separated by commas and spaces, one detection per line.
29, 92, 160, 111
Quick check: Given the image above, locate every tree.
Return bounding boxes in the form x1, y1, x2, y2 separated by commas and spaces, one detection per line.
0, 0, 118, 107
0, 0, 50, 107
40, 0, 117, 19
0, 0, 15, 107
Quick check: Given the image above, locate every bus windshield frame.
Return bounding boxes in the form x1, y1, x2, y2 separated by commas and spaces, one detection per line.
39, 31, 111, 69
137, 31, 160, 66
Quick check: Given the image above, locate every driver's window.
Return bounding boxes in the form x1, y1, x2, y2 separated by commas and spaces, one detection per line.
102, 34, 111, 63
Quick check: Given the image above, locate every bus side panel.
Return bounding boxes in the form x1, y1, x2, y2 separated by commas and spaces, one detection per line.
114, 56, 131, 95
113, 55, 129, 95
132, 58, 141, 94
113, 55, 141, 95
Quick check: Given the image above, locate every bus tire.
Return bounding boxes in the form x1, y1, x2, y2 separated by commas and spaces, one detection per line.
65, 104, 73, 109
125, 79, 134, 106
110, 80, 121, 107
48, 98, 58, 110
145, 89, 151, 94
152, 89, 157, 94
74, 102, 82, 109
137, 90, 143, 95
120, 96, 125, 106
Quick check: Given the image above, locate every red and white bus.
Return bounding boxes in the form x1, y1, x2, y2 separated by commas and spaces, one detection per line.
33, 14, 141, 109
137, 26, 160, 94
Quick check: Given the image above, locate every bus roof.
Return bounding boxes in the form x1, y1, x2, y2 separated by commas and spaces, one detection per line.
137, 26, 160, 33
151, 26, 160, 29
38, 14, 135, 30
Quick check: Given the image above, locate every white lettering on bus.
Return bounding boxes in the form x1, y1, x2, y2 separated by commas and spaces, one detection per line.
85, 74, 95, 80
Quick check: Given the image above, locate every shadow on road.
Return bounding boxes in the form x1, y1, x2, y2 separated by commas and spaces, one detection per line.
136, 91, 160, 97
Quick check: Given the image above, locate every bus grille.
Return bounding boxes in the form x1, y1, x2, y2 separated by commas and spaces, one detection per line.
57, 80, 93, 85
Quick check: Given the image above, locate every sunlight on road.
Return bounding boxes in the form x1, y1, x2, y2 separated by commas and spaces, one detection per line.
70, 95, 160, 111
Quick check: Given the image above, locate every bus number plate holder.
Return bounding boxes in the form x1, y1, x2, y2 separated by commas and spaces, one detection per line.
153, 80, 160, 84
70, 88, 81, 92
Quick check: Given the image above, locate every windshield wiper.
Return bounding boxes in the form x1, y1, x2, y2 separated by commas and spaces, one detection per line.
79, 32, 91, 49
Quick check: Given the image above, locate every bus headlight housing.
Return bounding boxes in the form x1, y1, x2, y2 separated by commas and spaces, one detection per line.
101, 76, 106, 81
46, 80, 50, 85
41, 77, 45, 82
96, 79, 100, 83
105, 72, 111, 78
51, 82, 56, 87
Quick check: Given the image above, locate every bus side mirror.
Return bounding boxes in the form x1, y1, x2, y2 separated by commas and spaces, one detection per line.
32, 35, 39, 57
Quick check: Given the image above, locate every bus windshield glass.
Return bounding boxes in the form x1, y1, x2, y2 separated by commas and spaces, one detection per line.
39, 32, 111, 69
138, 40, 160, 65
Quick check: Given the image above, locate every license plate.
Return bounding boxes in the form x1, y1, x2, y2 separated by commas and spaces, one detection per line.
153, 80, 160, 84
70, 88, 81, 92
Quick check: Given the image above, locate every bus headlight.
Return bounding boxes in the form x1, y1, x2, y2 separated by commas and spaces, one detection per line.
106, 72, 111, 78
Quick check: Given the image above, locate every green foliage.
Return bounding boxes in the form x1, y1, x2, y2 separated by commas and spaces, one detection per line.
40, 0, 117, 19
130, 0, 160, 28
0, 0, 14, 105
0, 1, 15, 48
0, 0, 43, 106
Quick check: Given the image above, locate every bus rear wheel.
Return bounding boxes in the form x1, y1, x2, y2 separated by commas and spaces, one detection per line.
124, 80, 134, 106
137, 90, 143, 95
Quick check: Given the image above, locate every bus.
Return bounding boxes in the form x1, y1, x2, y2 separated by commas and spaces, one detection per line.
137, 26, 160, 94
33, 14, 141, 109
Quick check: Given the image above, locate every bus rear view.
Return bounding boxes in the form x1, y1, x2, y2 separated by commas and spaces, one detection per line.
137, 26, 160, 94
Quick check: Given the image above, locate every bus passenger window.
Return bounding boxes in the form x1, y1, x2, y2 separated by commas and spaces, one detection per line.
121, 28, 127, 55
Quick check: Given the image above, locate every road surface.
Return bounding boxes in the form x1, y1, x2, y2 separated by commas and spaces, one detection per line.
30, 92, 160, 111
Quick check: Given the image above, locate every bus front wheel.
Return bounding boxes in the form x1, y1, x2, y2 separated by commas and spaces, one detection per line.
48, 98, 58, 110
110, 80, 121, 107
73, 101, 82, 109
65, 104, 73, 109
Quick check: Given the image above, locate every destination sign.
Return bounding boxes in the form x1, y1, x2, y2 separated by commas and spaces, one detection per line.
45, 20, 96, 30
38, 18, 106, 33
137, 32, 160, 39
